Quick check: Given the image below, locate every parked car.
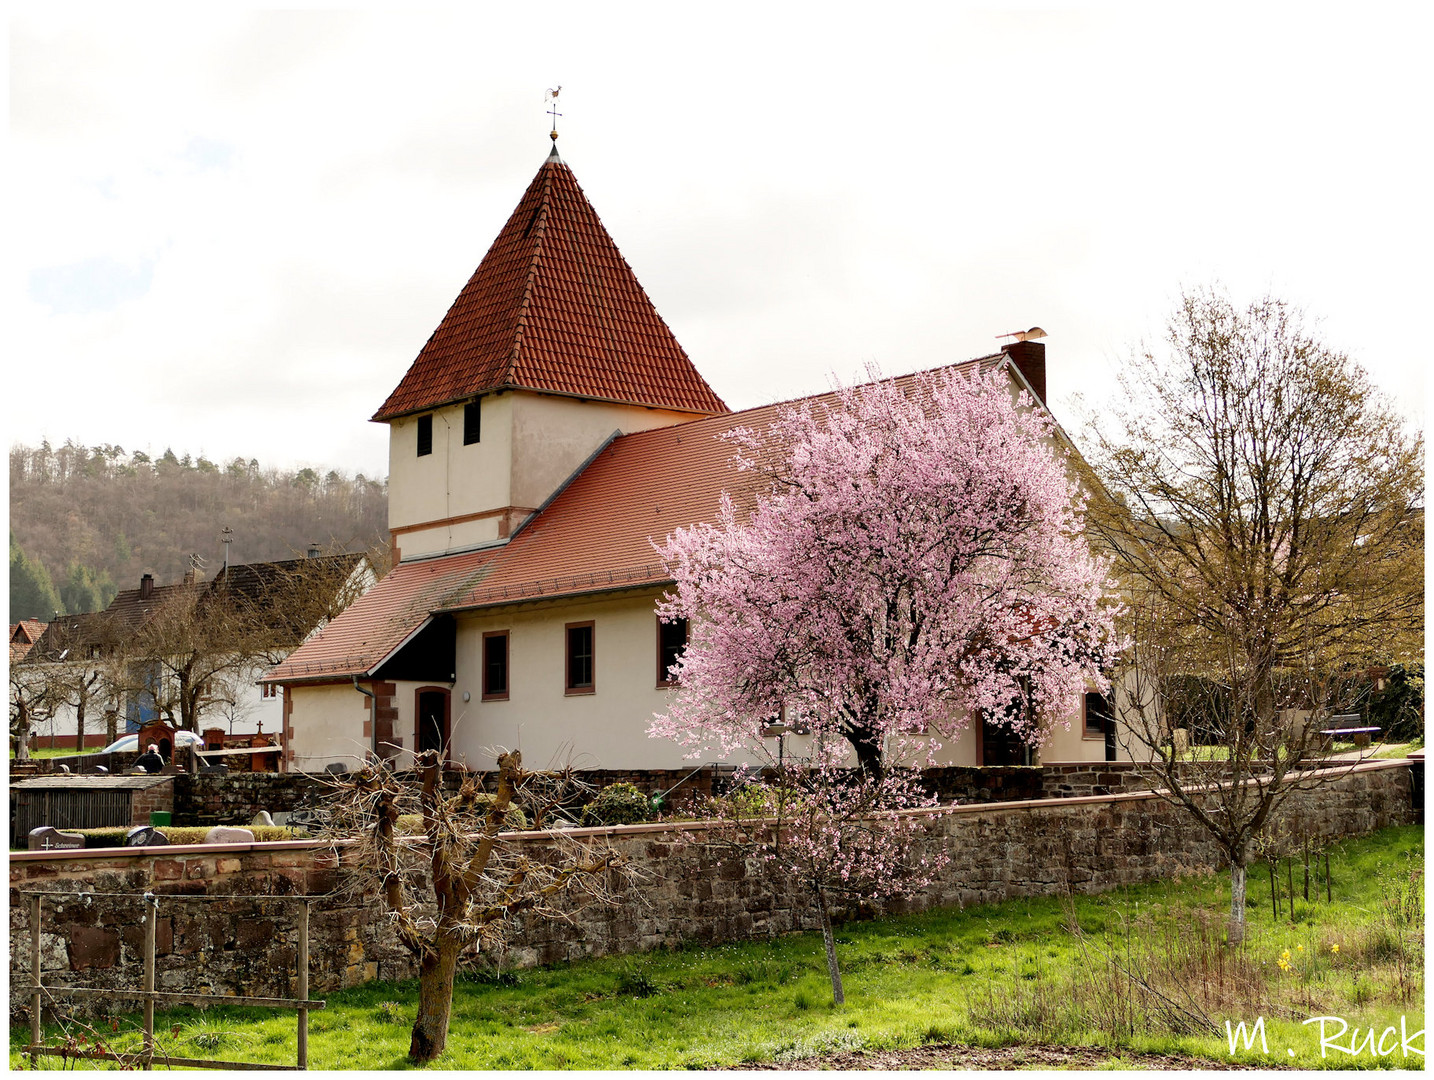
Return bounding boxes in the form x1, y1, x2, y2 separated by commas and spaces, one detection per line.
98, 731, 205, 755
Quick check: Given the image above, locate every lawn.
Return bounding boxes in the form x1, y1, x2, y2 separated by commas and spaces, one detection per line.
10, 746, 100, 761
12, 825, 1423, 1070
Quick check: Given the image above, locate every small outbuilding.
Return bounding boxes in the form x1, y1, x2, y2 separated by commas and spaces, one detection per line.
10, 774, 175, 846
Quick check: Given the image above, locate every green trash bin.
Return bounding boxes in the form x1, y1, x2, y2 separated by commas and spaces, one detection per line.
149, 811, 172, 827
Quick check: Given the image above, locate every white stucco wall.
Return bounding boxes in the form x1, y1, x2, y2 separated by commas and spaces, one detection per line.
23, 665, 283, 746
285, 682, 374, 773
386, 393, 704, 561
446, 591, 690, 770
508, 395, 698, 511
387, 395, 516, 545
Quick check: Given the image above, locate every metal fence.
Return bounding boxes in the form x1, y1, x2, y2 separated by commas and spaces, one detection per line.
19, 890, 323, 1071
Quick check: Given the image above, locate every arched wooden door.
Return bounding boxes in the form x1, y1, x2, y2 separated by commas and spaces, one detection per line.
415, 688, 450, 760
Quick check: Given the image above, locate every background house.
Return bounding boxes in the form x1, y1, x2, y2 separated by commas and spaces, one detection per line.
16, 552, 372, 748
268, 146, 1124, 774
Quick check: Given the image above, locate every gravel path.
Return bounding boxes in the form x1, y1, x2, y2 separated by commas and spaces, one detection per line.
724, 1042, 1258, 1070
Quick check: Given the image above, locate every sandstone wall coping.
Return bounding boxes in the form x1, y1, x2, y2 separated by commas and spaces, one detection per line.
9, 759, 1407, 867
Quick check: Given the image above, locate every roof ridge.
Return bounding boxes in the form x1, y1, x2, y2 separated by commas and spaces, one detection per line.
502, 161, 555, 390
604, 353, 1007, 450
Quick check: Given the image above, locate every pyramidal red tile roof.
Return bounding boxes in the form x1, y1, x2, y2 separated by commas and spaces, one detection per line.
372, 147, 728, 422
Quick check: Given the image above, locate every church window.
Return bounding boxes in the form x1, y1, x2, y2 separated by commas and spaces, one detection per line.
482, 631, 509, 700
1084, 691, 1113, 738
463, 401, 481, 445
657, 617, 687, 686
417, 414, 433, 457
565, 622, 594, 694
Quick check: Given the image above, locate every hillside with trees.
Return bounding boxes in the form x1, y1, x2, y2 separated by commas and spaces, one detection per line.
9, 441, 388, 620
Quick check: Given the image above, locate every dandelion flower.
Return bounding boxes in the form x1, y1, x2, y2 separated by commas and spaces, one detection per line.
1331, 943, 1340, 954
1277, 958, 1290, 971
1297, 944, 1304, 952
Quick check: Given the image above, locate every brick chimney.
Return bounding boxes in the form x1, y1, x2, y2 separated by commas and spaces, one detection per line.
139, 573, 155, 600
183, 568, 198, 585
1002, 340, 1047, 405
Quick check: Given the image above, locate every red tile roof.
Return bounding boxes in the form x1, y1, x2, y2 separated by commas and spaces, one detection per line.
10, 620, 48, 663
372, 148, 728, 422
264, 547, 501, 683
438, 356, 1008, 612
272, 357, 1013, 684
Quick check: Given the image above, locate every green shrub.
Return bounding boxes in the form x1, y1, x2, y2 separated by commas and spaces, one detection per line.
394, 794, 528, 833
75, 825, 310, 848
581, 782, 654, 826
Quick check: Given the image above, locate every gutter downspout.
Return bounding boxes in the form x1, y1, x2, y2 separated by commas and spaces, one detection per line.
353, 677, 378, 763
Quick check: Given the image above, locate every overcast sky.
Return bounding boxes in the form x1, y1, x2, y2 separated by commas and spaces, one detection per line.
7, 5, 1429, 483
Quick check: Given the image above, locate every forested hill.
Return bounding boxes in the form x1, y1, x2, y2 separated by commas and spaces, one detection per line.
10, 441, 389, 621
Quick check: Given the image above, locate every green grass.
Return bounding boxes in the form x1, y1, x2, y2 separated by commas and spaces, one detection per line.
11, 825, 1422, 1070
10, 746, 101, 761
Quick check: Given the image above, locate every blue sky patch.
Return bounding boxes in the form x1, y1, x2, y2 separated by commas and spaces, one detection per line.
181, 137, 235, 171
29, 257, 155, 314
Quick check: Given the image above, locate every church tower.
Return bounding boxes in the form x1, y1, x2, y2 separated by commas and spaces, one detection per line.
374, 145, 728, 562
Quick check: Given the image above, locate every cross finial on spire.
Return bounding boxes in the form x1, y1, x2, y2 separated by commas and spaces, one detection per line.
545, 86, 563, 142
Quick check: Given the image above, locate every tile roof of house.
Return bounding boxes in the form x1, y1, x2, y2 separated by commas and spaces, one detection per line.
23, 554, 372, 665
26, 611, 118, 663
263, 547, 502, 683
372, 147, 728, 422
10, 620, 49, 663
439, 355, 1008, 612
272, 356, 1011, 682
100, 580, 204, 639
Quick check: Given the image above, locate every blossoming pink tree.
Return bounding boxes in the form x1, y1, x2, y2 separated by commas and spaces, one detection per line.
703, 765, 946, 1004
654, 365, 1120, 778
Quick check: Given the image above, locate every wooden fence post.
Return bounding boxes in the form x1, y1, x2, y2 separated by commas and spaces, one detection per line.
143, 893, 156, 1068
30, 895, 42, 1055
297, 900, 310, 1069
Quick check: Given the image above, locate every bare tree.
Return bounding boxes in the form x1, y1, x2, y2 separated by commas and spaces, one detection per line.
130, 553, 369, 732
9, 661, 54, 761
1082, 287, 1423, 943
25, 613, 124, 752
327, 751, 637, 1062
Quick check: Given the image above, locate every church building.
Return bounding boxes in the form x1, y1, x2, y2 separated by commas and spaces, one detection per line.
265, 144, 1118, 774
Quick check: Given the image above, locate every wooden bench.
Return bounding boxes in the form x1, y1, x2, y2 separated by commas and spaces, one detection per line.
1318, 726, 1380, 750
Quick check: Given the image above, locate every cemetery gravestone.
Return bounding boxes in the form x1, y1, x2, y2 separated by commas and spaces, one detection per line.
205, 826, 256, 844
28, 827, 85, 852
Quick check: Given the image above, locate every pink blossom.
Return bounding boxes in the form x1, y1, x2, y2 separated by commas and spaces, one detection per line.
653, 365, 1120, 773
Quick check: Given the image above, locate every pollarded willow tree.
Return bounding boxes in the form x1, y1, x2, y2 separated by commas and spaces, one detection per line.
1081, 287, 1424, 944
330, 751, 637, 1062
653, 365, 1121, 777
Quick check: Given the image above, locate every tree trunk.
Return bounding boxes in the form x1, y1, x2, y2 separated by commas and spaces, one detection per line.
815, 888, 845, 1005
105, 709, 118, 745
409, 936, 461, 1062
1228, 859, 1247, 945
15, 702, 31, 762
75, 692, 86, 754
850, 729, 884, 784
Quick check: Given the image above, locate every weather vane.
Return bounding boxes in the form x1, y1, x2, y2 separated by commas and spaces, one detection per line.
545, 86, 563, 142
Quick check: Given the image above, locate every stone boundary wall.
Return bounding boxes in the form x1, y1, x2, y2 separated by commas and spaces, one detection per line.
171, 772, 332, 827
14, 762, 1154, 831
1039, 761, 1152, 799
10, 761, 1414, 1019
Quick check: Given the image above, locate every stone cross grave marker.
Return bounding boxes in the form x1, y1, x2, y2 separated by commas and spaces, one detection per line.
28, 827, 85, 852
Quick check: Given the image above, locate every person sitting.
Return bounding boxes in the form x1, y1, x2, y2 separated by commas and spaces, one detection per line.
134, 743, 165, 774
